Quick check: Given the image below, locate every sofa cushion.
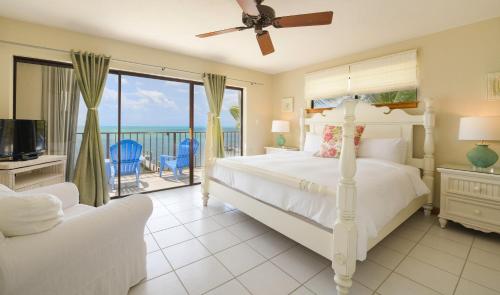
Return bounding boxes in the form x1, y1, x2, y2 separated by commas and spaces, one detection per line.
0, 184, 11, 192
0, 192, 64, 237
0, 186, 9, 238
24, 183, 80, 209
63, 204, 94, 219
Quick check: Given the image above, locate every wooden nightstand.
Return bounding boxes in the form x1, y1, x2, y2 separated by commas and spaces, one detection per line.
264, 146, 299, 154
437, 164, 500, 234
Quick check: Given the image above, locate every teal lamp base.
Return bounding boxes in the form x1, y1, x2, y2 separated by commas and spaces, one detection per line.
466, 144, 498, 168
276, 134, 286, 147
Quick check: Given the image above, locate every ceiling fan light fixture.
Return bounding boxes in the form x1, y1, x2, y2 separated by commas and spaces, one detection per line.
196, 0, 334, 56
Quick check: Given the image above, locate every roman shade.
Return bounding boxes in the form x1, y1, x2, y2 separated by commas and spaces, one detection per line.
304, 49, 418, 99
350, 50, 418, 94
304, 65, 349, 100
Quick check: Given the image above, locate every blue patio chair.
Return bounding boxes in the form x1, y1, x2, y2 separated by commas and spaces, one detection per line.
159, 138, 200, 179
108, 139, 143, 190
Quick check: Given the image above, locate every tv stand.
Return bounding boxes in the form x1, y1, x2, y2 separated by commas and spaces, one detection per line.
0, 155, 66, 191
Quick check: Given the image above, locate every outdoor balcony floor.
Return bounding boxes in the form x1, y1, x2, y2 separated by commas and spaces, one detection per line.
108, 168, 202, 197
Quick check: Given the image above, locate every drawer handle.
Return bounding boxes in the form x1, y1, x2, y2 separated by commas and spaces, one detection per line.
474, 209, 481, 215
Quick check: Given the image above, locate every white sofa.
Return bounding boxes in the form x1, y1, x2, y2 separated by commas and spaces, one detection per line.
0, 183, 153, 295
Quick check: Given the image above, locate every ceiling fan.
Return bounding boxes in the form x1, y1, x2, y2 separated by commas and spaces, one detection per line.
196, 0, 333, 56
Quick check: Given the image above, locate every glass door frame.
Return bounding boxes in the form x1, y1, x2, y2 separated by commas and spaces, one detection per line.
114, 71, 194, 197
13, 56, 244, 199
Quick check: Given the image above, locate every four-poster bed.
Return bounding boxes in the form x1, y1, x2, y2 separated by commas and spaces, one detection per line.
201, 98, 435, 295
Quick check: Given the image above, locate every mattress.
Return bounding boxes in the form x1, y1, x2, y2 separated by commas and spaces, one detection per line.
211, 151, 430, 259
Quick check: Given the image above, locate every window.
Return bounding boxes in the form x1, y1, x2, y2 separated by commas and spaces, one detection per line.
307, 50, 418, 109
14, 57, 244, 198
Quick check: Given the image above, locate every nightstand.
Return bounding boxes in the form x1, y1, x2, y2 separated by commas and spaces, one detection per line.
437, 164, 500, 234
264, 146, 299, 154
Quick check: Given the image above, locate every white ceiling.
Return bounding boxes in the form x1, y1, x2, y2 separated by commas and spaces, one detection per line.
1, 0, 500, 74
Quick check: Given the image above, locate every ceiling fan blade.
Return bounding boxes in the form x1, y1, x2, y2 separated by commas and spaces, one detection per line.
256, 31, 274, 56
196, 27, 248, 38
235, 0, 260, 16
273, 11, 333, 28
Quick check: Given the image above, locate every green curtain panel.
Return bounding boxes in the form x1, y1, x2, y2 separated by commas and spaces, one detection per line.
71, 51, 111, 207
203, 73, 227, 159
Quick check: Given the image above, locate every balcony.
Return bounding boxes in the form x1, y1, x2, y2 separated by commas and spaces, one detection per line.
76, 130, 241, 197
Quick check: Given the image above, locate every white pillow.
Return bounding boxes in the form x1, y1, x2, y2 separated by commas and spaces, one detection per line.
358, 138, 408, 164
303, 132, 322, 153
0, 192, 64, 237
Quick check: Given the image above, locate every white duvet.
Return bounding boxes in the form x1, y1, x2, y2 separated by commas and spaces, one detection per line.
211, 151, 429, 260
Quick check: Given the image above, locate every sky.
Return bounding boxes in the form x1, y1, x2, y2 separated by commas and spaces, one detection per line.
77, 74, 241, 128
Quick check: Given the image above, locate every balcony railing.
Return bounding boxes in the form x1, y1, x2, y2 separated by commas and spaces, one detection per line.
76, 130, 241, 172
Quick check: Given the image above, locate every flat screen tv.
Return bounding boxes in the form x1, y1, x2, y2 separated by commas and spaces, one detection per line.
0, 119, 46, 161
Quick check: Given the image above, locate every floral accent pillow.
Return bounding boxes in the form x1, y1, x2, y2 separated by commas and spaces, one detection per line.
317, 125, 365, 158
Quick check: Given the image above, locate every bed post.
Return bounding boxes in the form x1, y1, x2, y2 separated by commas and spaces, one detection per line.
202, 170, 210, 207
299, 109, 306, 151
422, 98, 435, 216
332, 99, 358, 295
202, 113, 214, 207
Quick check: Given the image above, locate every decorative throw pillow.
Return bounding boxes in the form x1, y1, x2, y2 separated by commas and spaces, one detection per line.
317, 125, 365, 158
0, 192, 64, 237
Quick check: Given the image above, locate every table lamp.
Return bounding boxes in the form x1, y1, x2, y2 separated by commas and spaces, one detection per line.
459, 116, 500, 168
271, 120, 289, 147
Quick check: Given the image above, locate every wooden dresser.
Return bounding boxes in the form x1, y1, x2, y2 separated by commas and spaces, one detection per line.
437, 164, 500, 234
0, 155, 66, 191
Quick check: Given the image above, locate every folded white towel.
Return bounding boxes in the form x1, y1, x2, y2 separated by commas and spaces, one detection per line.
0, 191, 64, 237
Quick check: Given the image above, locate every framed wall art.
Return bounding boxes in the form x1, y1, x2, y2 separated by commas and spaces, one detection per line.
487, 72, 500, 101
281, 97, 294, 112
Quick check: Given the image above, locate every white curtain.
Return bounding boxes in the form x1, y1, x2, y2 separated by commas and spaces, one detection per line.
42, 66, 80, 180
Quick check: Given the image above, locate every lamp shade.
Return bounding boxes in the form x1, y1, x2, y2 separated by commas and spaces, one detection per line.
271, 120, 290, 133
458, 116, 500, 141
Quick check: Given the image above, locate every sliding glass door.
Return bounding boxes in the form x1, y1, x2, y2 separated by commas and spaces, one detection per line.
14, 57, 243, 199
107, 74, 243, 198
119, 75, 191, 195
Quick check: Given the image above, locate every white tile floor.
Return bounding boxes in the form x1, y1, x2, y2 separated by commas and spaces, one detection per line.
129, 185, 500, 295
